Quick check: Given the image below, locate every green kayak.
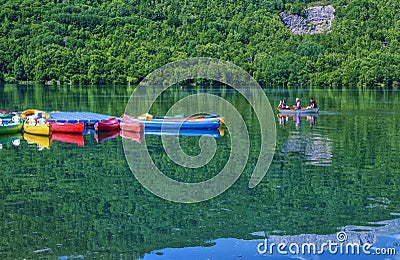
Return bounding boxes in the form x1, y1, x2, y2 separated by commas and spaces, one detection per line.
0, 113, 15, 118
0, 110, 19, 118
0, 120, 23, 134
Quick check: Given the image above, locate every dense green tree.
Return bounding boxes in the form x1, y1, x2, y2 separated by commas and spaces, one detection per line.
0, 0, 399, 88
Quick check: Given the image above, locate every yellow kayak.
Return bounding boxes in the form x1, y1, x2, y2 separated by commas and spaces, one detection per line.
23, 121, 51, 136
20, 109, 51, 119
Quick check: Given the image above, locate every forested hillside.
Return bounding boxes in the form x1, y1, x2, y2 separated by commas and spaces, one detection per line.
0, 0, 399, 88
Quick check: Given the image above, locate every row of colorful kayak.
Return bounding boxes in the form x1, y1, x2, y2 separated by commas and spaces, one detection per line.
121, 113, 223, 129
0, 117, 86, 136
0, 109, 225, 137
93, 114, 224, 132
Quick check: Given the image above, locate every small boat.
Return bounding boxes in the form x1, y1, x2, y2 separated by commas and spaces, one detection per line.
94, 118, 120, 132
0, 110, 19, 118
0, 110, 18, 114
49, 122, 85, 133
0, 113, 13, 119
277, 108, 319, 114
128, 118, 221, 129
120, 120, 144, 132
122, 113, 220, 121
51, 133, 84, 146
20, 109, 51, 119
121, 114, 223, 129
153, 115, 205, 120
23, 120, 51, 136
0, 118, 23, 134
153, 114, 185, 119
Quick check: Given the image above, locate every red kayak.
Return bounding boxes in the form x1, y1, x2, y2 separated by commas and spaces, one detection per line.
51, 133, 85, 146
94, 118, 120, 132
0, 110, 18, 114
0, 110, 19, 117
49, 122, 85, 133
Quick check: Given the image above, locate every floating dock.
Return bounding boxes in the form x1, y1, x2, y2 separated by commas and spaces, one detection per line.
47, 112, 120, 124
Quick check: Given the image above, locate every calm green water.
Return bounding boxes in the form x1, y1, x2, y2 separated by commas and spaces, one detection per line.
0, 84, 399, 258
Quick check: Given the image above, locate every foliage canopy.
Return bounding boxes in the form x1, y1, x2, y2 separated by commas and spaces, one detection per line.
0, 0, 399, 88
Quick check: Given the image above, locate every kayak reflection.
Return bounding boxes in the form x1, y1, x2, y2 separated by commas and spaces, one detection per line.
278, 114, 318, 128
24, 133, 51, 150
51, 133, 84, 146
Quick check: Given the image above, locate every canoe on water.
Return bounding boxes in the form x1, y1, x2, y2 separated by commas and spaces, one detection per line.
0, 110, 19, 118
123, 113, 221, 121
49, 122, 85, 133
153, 114, 185, 119
120, 120, 144, 133
20, 109, 51, 119
23, 121, 51, 136
94, 118, 120, 132
0, 119, 23, 134
134, 118, 221, 129
121, 114, 223, 129
277, 108, 319, 114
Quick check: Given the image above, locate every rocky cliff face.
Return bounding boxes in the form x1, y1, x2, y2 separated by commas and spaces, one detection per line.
280, 5, 335, 35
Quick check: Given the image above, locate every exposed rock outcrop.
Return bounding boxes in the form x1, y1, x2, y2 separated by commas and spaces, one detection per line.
280, 5, 335, 35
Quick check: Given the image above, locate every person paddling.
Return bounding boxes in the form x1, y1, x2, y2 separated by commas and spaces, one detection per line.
307, 98, 318, 109
278, 100, 288, 109
294, 98, 302, 110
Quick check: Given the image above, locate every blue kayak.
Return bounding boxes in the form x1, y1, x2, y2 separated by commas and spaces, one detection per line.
144, 128, 223, 137
139, 118, 221, 129
152, 114, 221, 119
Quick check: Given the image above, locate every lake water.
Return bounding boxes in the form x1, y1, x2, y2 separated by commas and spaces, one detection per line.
0, 84, 399, 259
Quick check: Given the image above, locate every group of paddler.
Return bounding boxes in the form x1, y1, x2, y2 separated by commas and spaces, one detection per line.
278, 97, 318, 110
